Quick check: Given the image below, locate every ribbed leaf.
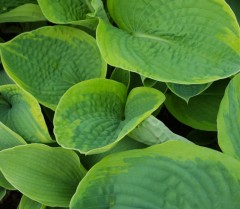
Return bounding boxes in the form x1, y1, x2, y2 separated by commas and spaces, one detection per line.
167, 83, 212, 102
0, 85, 52, 143
128, 115, 189, 145
0, 4, 46, 23
54, 79, 165, 154
97, 0, 240, 84
165, 79, 229, 131
37, 0, 95, 27
217, 74, 240, 159
0, 144, 86, 207
0, 26, 107, 110
71, 141, 240, 209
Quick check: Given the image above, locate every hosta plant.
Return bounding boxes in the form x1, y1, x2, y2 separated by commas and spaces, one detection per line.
0, 0, 239, 208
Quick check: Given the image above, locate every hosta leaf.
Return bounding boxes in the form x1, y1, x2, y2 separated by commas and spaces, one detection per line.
19, 195, 43, 209
54, 78, 164, 154
0, 122, 26, 151
140, 76, 157, 87
0, 85, 52, 143
226, 0, 240, 25
81, 136, 146, 169
0, 26, 107, 110
37, 0, 95, 28
71, 141, 240, 209
217, 74, 240, 159
128, 115, 189, 145
0, 0, 37, 14
0, 171, 15, 190
0, 68, 14, 85
110, 68, 130, 88
167, 83, 212, 102
165, 79, 229, 131
0, 187, 6, 201
0, 4, 46, 23
97, 0, 240, 84
0, 144, 86, 207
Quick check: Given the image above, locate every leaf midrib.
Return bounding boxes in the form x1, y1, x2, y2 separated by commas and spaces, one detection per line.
133, 32, 173, 45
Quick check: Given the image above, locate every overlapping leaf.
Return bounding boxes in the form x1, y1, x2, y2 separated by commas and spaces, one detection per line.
0, 0, 37, 14
217, 74, 240, 159
167, 83, 212, 102
54, 78, 165, 154
0, 144, 86, 207
128, 115, 189, 145
0, 85, 52, 143
0, 26, 107, 109
71, 141, 240, 209
165, 79, 229, 131
97, 0, 240, 84
0, 3, 46, 23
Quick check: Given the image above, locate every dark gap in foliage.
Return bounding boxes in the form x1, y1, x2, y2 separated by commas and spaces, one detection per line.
158, 106, 192, 137
0, 190, 22, 209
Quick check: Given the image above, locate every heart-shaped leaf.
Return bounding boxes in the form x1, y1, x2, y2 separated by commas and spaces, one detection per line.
165, 79, 229, 131
0, 85, 52, 143
217, 74, 240, 159
71, 141, 240, 209
167, 83, 212, 102
54, 78, 165, 154
97, 0, 240, 84
0, 26, 107, 110
0, 144, 86, 207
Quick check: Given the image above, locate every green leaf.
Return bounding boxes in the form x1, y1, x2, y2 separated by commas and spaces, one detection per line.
140, 76, 157, 87
81, 136, 146, 169
0, 85, 52, 143
110, 68, 130, 88
0, 171, 15, 190
128, 115, 189, 145
19, 195, 43, 209
97, 0, 240, 84
0, 122, 26, 151
226, 0, 240, 25
165, 79, 229, 131
70, 141, 240, 209
37, 0, 96, 28
0, 4, 46, 23
167, 83, 212, 102
0, 26, 107, 110
0, 186, 6, 201
217, 74, 240, 160
0, 144, 86, 207
54, 78, 165, 154
0, 0, 37, 14
0, 68, 14, 85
